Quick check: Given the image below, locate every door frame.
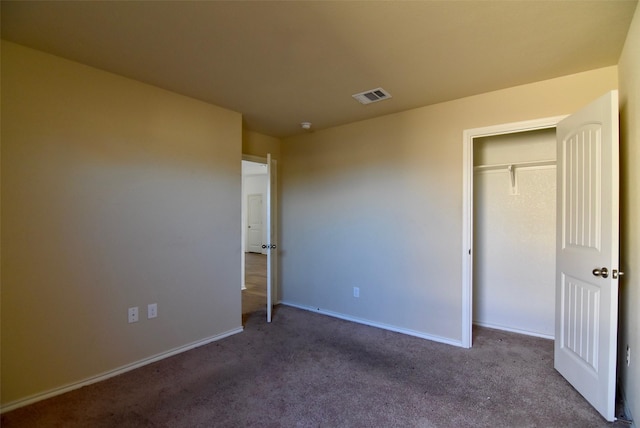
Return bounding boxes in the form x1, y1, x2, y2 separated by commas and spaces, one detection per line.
461, 115, 566, 348
241, 154, 279, 306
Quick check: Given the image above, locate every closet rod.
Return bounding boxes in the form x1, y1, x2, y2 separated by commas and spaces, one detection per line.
473, 159, 556, 172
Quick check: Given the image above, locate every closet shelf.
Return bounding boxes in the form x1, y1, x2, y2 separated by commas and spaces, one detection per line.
473, 159, 556, 172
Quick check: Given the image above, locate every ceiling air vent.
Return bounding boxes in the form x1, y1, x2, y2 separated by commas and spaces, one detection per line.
352, 87, 392, 105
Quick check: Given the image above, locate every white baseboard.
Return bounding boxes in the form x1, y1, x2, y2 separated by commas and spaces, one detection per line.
1, 326, 244, 414
473, 321, 555, 340
280, 301, 464, 348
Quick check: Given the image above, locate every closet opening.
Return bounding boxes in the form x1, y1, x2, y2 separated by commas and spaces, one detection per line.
472, 128, 556, 339
461, 115, 565, 348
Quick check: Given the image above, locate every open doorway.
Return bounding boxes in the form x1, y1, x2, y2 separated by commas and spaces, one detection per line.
241, 159, 268, 322
241, 155, 278, 323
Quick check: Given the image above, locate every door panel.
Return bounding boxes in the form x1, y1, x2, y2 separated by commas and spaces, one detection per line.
561, 274, 600, 369
555, 91, 620, 422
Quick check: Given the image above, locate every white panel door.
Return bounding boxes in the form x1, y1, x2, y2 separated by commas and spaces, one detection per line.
555, 91, 620, 421
247, 194, 263, 253
265, 154, 276, 323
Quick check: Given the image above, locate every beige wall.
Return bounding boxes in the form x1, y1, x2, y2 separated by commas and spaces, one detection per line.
1, 41, 243, 406
243, 129, 281, 160
280, 66, 617, 343
618, 4, 640, 423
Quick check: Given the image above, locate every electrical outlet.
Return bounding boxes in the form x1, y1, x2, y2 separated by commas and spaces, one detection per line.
353, 287, 360, 298
626, 346, 631, 367
148, 303, 158, 319
128, 307, 139, 323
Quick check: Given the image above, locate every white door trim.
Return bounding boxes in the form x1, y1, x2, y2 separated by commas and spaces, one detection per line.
266, 153, 273, 322
461, 115, 567, 348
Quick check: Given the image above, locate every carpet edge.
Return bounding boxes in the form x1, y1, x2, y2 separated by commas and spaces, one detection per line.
1, 326, 244, 414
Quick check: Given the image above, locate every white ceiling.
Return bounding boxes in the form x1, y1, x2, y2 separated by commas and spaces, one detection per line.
2, 1, 637, 138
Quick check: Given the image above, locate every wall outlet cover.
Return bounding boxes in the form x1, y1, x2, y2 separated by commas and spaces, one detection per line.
148, 303, 158, 319
128, 307, 139, 323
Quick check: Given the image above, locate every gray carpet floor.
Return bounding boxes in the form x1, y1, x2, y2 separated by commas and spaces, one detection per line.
1, 305, 628, 427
